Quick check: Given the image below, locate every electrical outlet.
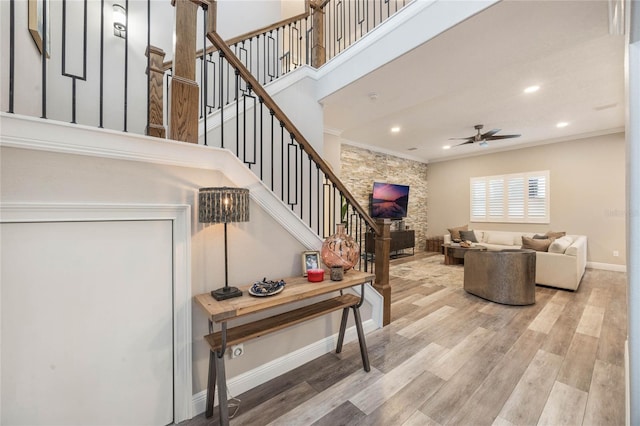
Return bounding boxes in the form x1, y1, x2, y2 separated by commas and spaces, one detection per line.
613, 250, 619, 257
230, 344, 244, 359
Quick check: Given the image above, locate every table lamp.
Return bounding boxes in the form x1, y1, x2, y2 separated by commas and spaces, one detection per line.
199, 187, 250, 300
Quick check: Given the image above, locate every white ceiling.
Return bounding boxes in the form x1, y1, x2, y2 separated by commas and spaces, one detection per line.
320, 0, 626, 163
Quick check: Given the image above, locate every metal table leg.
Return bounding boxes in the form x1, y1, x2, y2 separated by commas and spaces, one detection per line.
335, 307, 350, 354
205, 318, 216, 418
215, 351, 229, 426
353, 282, 370, 372
352, 305, 370, 372
336, 282, 371, 372
205, 350, 217, 418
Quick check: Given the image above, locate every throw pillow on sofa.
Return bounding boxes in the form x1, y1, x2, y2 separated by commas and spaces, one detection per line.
548, 235, 573, 253
459, 230, 478, 242
447, 224, 468, 242
522, 236, 552, 252
546, 231, 566, 239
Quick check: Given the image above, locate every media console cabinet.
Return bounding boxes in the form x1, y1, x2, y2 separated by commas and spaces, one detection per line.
365, 229, 415, 258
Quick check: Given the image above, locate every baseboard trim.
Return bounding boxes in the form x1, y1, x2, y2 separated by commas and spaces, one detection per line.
191, 318, 377, 416
626, 339, 630, 426
587, 261, 627, 272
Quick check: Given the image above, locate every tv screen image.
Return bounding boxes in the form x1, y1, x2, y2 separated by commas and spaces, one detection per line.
371, 182, 410, 219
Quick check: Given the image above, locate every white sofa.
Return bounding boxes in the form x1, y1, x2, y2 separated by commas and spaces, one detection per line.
444, 230, 587, 291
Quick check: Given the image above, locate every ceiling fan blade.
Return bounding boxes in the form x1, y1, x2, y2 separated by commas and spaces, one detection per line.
485, 134, 521, 140
481, 128, 501, 138
448, 137, 474, 141
454, 140, 475, 147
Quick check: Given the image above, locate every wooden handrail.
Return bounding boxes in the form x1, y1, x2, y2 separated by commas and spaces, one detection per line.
206, 30, 380, 235
163, 0, 312, 72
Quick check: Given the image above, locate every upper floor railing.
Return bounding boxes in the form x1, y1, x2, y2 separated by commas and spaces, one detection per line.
2, 0, 155, 133
1, 0, 408, 138
148, 0, 409, 137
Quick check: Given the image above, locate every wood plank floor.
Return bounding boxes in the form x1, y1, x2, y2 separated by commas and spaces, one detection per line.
184, 252, 627, 425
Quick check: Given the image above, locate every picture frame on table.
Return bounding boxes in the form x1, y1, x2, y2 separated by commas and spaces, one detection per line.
301, 250, 320, 276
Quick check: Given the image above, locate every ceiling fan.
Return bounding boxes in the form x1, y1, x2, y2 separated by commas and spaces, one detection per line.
450, 124, 521, 147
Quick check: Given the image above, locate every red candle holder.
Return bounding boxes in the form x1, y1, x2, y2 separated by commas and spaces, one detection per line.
307, 269, 324, 282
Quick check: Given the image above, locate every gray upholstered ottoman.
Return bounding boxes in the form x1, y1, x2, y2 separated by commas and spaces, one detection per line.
463, 249, 536, 305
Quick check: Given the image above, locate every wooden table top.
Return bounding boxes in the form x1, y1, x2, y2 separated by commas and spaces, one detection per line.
194, 270, 375, 323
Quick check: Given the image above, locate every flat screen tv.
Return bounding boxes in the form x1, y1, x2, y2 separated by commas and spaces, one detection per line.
370, 182, 410, 220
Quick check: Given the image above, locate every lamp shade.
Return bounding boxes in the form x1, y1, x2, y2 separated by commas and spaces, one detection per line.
199, 187, 250, 224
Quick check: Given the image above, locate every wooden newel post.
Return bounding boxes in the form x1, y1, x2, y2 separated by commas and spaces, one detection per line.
170, 0, 200, 143
310, 0, 326, 68
208, 0, 217, 33
146, 45, 167, 138
374, 218, 392, 326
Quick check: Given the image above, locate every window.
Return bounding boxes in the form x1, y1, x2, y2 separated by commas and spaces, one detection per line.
470, 171, 549, 223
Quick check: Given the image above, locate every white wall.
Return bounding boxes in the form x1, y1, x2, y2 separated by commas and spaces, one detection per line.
323, 131, 343, 176
427, 133, 626, 267
216, 0, 287, 40
272, 73, 325, 153
280, 0, 306, 20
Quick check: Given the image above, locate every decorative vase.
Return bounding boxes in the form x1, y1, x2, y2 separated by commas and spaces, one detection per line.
321, 224, 360, 271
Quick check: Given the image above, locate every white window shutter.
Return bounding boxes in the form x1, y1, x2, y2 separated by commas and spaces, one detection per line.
508, 176, 525, 219
470, 178, 487, 220
527, 173, 549, 222
488, 178, 504, 219
470, 171, 549, 224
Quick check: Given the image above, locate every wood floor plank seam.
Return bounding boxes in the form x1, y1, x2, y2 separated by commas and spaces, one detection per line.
349, 343, 448, 415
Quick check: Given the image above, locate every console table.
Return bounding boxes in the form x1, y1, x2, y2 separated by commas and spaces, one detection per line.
194, 270, 374, 425
365, 229, 415, 258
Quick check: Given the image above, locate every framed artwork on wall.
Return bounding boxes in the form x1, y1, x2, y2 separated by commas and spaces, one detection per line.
29, 0, 50, 56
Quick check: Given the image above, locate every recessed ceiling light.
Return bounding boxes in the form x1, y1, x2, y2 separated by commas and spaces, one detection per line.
391, 126, 401, 133
442, 145, 451, 150
524, 85, 540, 94
556, 121, 569, 128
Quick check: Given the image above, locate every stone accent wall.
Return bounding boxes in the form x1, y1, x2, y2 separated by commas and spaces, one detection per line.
340, 144, 429, 251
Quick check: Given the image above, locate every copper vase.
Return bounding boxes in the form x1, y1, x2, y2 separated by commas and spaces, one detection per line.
321, 224, 360, 271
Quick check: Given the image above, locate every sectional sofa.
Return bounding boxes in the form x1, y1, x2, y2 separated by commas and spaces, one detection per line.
444, 229, 587, 291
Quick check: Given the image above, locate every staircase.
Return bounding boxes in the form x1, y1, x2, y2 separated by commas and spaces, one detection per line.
2, 0, 409, 325
1, 0, 494, 326
153, 0, 409, 324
